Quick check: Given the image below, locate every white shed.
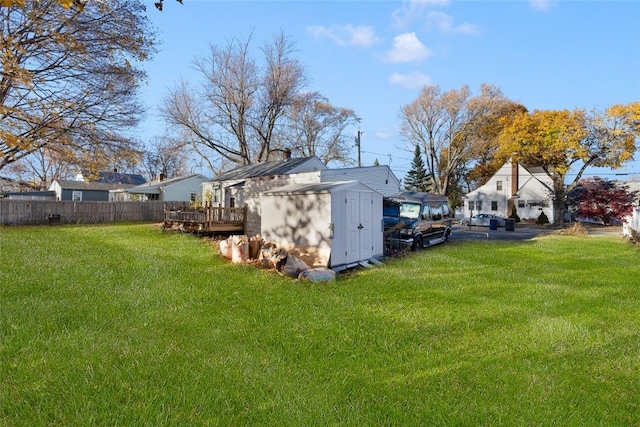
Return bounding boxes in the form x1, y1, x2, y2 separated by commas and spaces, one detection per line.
260, 181, 384, 271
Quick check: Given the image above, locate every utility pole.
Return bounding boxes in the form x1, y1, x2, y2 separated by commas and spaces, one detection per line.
355, 130, 362, 167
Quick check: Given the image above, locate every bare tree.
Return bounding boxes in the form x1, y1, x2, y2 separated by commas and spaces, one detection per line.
142, 136, 189, 180
0, 0, 156, 173
281, 91, 360, 165
160, 32, 310, 168
400, 84, 520, 196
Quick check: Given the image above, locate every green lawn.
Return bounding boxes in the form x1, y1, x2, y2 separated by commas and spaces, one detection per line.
1, 224, 639, 426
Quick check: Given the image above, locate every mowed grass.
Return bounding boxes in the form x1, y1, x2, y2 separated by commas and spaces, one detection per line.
1, 224, 639, 426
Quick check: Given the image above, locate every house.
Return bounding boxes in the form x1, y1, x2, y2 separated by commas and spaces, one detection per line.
123, 174, 209, 202
202, 156, 401, 237
49, 170, 147, 201
260, 181, 384, 271
464, 159, 555, 223
1, 191, 56, 200
201, 156, 328, 235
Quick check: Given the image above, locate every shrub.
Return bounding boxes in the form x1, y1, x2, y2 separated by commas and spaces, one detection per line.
560, 222, 587, 236
537, 211, 550, 225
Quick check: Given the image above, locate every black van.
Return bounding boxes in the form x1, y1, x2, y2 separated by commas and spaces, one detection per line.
383, 192, 453, 251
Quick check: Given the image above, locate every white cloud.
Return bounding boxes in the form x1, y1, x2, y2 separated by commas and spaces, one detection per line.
385, 32, 432, 63
530, 0, 556, 11
426, 11, 479, 35
392, 0, 451, 29
389, 71, 432, 89
307, 24, 380, 47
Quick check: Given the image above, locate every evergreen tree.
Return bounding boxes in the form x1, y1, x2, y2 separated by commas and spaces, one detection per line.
404, 145, 431, 192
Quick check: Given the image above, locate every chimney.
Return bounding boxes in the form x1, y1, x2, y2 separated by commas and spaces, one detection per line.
508, 159, 519, 213
511, 160, 518, 196
158, 173, 164, 181
283, 149, 291, 161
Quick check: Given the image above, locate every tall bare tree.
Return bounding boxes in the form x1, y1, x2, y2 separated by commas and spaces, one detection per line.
281, 91, 360, 165
160, 32, 313, 169
400, 84, 521, 197
142, 136, 189, 181
0, 0, 156, 174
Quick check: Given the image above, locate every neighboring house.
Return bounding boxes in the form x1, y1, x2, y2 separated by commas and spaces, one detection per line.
123, 174, 209, 202
50, 180, 124, 201
464, 159, 555, 223
260, 181, 384, 271
2, 191, 56, 200
49, 170, 147, 201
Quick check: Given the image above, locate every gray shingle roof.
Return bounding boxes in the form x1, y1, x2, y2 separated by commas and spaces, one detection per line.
212, 157, 317, 182
54, 180, 130, 191
82, 171, 147, 185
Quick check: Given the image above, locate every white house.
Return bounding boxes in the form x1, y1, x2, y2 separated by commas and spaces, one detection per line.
464, 159, 555, 223
122, 174, 209, 202
202, 157, 401, 236
260, 181, 384, 271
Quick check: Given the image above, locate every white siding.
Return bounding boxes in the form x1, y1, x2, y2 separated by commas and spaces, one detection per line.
320, 166, 401, 196
465, 159, 554, 223
162, 176, 209, 202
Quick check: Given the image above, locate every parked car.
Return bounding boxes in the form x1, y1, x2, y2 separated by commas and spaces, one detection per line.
460, 213, 506, 227
383, 192, 453, 251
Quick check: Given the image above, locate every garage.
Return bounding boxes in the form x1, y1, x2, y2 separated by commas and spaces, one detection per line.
260, 181, 383, 271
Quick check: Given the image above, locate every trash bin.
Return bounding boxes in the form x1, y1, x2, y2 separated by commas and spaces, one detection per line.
505, 218, 515, 231
489, 219, 498, 230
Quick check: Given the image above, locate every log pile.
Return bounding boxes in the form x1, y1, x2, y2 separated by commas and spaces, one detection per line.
217, 234, 336, 283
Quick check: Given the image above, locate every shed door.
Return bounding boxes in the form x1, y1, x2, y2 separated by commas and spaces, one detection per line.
346, 190, 374, 264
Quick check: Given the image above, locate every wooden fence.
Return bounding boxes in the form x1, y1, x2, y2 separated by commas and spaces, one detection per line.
0, 200, 188, 225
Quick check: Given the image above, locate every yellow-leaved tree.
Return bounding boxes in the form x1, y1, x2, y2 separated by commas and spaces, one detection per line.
496, 103, 639, 225
0, 0, 157, 185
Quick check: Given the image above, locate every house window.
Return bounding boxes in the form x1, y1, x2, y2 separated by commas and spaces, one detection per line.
229, 197, 235, 208
468, 201, 482, 212
518, 200, 525, 208
147, 194, 159, 201
491, 201, 498, 211
72, 191, 82, 201
496, 180, 503, 191
190, 192, 197, 203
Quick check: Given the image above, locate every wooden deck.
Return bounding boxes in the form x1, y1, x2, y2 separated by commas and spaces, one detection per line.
163, 205, 246, 234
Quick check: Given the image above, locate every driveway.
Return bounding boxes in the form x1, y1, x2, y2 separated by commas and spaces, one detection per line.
449, 223, 623, 242
450, 224, 550, 242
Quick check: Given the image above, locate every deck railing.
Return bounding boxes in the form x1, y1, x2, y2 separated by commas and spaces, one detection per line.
163, 205, 246, 233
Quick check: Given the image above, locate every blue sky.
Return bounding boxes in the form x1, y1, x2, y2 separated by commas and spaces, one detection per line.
138, 0, 640, 181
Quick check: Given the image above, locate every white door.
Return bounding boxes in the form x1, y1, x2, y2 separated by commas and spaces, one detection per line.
345, 190, 373, 264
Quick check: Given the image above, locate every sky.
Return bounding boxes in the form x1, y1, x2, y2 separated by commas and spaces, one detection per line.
137, 0, 640, 182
